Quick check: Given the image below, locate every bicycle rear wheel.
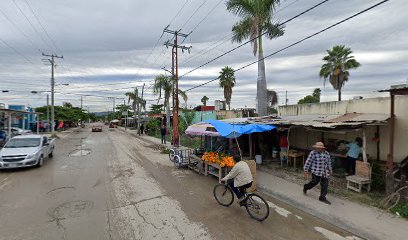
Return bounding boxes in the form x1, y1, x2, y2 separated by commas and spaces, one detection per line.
245, 193, 270, 221
213, 184, 234, 207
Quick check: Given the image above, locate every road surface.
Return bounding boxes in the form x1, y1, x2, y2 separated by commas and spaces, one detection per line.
0, 127, 363, 240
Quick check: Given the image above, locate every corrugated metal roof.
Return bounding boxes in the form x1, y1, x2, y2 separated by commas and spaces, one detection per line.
245, 113, 389, 129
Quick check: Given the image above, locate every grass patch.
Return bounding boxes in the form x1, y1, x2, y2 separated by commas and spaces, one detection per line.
390, 203, 408, 220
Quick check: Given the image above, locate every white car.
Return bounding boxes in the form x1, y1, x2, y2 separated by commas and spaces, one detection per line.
0, 135, 55, 169
1, 127, 32, 136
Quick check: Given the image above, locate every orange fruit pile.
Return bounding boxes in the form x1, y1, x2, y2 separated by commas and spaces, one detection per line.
202, 152, 235, 168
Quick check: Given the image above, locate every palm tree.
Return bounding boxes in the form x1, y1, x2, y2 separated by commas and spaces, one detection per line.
201, 96, 209, 106
319, 45, 361, 101
219, 66, 236, 110
267, 89, 278, 107
153, 74, 172, 128
227, 0, 284, 116
178, 89, 188, 109
125, 87, 145, 130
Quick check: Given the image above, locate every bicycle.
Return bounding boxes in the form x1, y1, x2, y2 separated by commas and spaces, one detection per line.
168, 147, 176, 162
213, 182, 270, 221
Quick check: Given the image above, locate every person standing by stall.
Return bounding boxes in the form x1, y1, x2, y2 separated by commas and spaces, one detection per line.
160, 125, 167, 144
279, 132, 289, 162
345, 137, 362, 175
303, 142, 332, 205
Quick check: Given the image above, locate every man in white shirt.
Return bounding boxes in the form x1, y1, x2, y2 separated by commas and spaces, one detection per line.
221, 159, 253, 205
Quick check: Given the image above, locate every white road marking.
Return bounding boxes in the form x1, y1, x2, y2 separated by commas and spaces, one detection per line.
267, 201, 292, 218
0, 176, 10, 184
295, 215, 303, 220
0, 181, 10, 191
314, 227, 363, 240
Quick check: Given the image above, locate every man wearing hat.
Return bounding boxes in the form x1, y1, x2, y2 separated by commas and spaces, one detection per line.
303, 142, 333, 204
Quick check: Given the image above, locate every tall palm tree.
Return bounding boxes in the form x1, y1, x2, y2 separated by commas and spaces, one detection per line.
319, 45, 361, 101
153, 74, 172, 128
125, 87, 145, 130
201, 96, 209, 106
227, 0, 284, 116
219, 66, 236, 110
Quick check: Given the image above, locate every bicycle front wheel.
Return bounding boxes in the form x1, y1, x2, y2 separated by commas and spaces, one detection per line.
245, 193, 270, 221
213, 184, 234, 207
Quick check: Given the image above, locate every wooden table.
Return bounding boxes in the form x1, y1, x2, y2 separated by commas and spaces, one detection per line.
204, 162, 228, 183
288, 150, 305, 169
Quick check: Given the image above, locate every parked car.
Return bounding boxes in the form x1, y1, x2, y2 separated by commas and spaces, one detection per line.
0, 135, 55, 169
0, 127, 32, 136
91, 123, 103, 132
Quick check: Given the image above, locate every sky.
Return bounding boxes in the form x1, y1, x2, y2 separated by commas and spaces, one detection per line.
0, 0, 407, 112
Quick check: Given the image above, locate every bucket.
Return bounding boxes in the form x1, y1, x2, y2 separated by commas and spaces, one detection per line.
272, 150, 278, 158
255, 155, 262, 164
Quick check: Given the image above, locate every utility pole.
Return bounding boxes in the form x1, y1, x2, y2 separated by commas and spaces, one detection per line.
46, 94, 49, 132
163, 26, 191, 147
285, 90, 288, 106
42, 53, 63, 136
80, 96, 83, 126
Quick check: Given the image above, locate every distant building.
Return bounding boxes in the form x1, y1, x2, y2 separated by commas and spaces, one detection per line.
214, 100, 226, 111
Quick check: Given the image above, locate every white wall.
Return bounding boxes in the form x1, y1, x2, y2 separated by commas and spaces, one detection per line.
279, 96, 408, 163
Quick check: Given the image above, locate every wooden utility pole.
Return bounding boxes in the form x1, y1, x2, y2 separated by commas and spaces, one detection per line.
42, 53, 63, 136
163, 26, 191, 147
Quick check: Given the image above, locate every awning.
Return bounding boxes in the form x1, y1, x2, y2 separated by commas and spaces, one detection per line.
206, 119, 276, 138
185, 122, 220, 137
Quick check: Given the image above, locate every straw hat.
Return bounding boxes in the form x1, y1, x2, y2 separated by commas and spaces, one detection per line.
312, 142, 326, 149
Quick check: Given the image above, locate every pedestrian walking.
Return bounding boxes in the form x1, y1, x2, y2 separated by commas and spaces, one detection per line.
139, 124, 144, 136
303, 142, 333, 205
345, 137, 362, 175
160, 125, 167, 144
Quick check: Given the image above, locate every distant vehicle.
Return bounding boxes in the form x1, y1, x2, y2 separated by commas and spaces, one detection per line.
91, 123, 103, 132
0, 135, 55, 169
0, 127, 32, 136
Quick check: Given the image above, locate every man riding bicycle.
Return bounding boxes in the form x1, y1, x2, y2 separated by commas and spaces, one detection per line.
221, 158, 253, 206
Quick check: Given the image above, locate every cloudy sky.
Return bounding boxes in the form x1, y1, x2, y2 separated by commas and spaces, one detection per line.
0, 0, 407, 112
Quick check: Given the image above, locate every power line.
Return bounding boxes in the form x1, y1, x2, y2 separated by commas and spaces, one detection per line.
0, 7, 42, 53
169, 0, 192, 26
179, 0, 302, 67
184, 0, 390, 92
179, 0, 331, 79
0, 38, 37, 65
189, 0, 223, 33
180, 0, 209, 31
23, 0, 62, 54
11, 0, 52, 52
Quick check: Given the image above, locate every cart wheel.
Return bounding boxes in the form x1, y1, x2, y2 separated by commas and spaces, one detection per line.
174, 155, 182, 168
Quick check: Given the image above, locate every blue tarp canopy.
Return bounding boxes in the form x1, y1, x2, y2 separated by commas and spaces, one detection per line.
206, 119, 275, 138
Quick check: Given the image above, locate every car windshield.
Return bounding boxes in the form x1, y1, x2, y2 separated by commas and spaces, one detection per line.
4, 138, 41, 148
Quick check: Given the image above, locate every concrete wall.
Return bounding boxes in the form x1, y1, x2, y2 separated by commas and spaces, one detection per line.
216, 110, 242, 120
279, 96, 408, 163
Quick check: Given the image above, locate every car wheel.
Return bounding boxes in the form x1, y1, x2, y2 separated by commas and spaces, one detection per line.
36, 155, 44, 168
48, 151, 53, 158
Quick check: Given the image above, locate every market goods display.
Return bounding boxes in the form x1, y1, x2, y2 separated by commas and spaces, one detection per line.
201, 152, 235, 167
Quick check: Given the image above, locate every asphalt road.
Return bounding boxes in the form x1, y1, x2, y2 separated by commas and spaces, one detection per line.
0, 127, 363, 240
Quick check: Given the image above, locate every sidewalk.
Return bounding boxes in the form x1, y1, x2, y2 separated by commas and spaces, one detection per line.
125, 130, 407, 240
257, 170, 406, 240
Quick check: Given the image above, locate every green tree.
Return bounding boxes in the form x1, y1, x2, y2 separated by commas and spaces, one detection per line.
227, 0, 284, 116
201, 96, 209, 106
153, 74, 172, 129
125, 87, 146, 131
63, 102, 73, 108
319, 45, 361, 101
149, 104, 164, 114
179, 109, 196, 135
219, 66, 236, 110
298, 88, 321, 104
116, 104, 132, 113
179, 89, 188, 109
